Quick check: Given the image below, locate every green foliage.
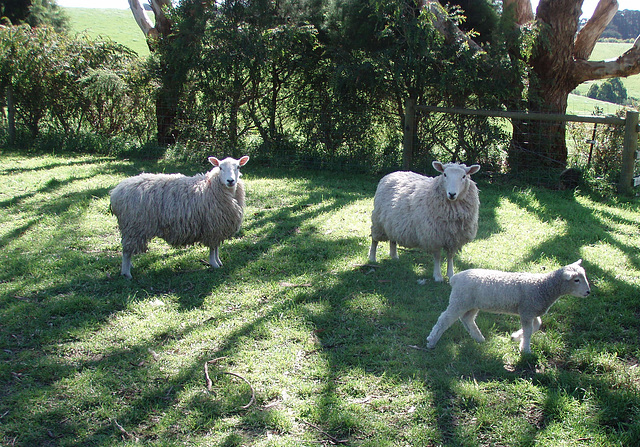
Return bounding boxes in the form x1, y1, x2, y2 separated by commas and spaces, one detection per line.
149, 0, 516, 168
437, 0, 499, 44
587, 78, 628, 105
1, 154, 639, 446
25, 0, 68, 32
1, 0, 68, 32
602, 9, 640, 41
0, 25, 155, 149
567, 111, 627, 195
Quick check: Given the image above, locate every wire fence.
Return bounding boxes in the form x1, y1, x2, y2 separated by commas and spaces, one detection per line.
2, 89, 638, 194
404, 105, 639, 194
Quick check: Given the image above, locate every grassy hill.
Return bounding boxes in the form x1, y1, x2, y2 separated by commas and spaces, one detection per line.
573, 42, 640, 103
64, 7, 150, 57
567, 92, 623, 115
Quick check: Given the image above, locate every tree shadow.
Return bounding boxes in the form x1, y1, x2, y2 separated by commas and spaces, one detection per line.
1, 159, 639, 446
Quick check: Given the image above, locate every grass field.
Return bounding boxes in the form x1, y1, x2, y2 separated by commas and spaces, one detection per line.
64, 7, 151, 57
1, 154, 639, 446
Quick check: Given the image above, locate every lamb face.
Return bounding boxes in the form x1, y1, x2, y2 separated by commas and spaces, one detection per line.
562, 259, 591, 298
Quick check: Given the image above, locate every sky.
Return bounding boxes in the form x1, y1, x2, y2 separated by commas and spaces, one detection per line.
58, 0, 640, 17
529, 0, 638, 18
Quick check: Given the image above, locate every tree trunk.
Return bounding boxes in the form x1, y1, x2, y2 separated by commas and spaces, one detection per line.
424, 0, 640, 173
6, 86, 16, 145
129, 0, 178, 146
508, 0, 625, 171
508, 0, 580, 170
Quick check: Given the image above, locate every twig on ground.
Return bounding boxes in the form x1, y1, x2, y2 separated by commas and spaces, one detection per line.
111, 419, 136, 441
204, 357, 256, 409
301, 419, 348, 444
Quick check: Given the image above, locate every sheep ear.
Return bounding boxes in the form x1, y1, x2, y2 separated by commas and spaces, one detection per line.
466, 164, 481, 175
432, 161, 445, 173
239, 155, 250, 167
575, 259, 582, 266
208, 157, 220, 167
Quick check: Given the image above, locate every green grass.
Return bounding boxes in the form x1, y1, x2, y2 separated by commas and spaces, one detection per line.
1, 154, 640, 446
567, 92, 624, 115
64, 7, 151, 57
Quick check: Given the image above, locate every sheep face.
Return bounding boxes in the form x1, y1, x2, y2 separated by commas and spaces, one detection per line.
562, 259, 591, 297
209, 156, 250, 189
432, 161, 480, 202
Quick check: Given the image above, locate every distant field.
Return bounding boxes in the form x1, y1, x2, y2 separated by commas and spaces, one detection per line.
567, 92, 623, 115
573, 42, 640, 102
64, 7, 150, 57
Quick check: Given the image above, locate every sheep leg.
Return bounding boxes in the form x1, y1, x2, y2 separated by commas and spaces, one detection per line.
432, 252, 444, 282
446, 251, 455, 279
120, 252, 133, 279
511, 317, 541, 342
368, 240, 378, 262
389, 241, 398, 259
460, 309, 485, 343
427, 307, 464, 348
518, 316, 536, 353
209, 246, 222, 268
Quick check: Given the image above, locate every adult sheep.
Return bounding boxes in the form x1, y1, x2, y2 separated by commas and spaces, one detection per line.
426, 260, 591, 353
110, 156, 249, 278
368, 161, 480, 282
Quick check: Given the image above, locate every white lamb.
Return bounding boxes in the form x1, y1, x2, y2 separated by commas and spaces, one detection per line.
110, 156, 249, 278
426, 260, 591, 353
369, 161, 481, 282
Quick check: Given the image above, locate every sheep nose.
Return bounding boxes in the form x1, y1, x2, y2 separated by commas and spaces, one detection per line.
227, 179, 235, 186
448, 192, 457, 200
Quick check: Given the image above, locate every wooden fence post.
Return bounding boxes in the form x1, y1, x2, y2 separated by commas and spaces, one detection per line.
403, 97, 416, 170
618, 109, 639, 195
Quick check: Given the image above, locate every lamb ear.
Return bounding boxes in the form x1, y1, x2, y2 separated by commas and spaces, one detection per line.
575, 259, 582, 266
208, 157, 220, 167
239, 155, 250, 166
466, 164, 481, 175
562, 270, 574, 281
432, 161, 445, 173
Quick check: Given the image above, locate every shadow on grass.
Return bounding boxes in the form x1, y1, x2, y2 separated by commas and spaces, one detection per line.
1, 158, 639, 446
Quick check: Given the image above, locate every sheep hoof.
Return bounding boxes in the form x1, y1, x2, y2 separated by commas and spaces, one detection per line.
511, 330, 523, 341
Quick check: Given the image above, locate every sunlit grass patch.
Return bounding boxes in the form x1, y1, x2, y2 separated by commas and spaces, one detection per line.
1, 154, 639, 446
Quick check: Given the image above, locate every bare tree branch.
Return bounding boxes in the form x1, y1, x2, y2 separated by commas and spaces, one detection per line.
574, 0, 618, 60
573, 35, 640, 83
128, 0, 156, 38
128, 0, 172, 43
